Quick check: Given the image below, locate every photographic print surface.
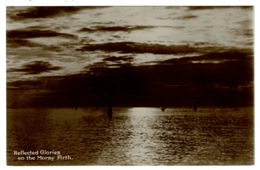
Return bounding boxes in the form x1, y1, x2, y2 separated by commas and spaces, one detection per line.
6, 6, 254, 165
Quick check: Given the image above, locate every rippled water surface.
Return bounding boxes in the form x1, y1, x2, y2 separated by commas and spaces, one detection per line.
7, 107, 254, 165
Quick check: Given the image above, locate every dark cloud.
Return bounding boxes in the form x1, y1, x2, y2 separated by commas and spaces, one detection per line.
77, 42, 197, 54
103, 56, 133, 62
158, 15, 197, 21
6, 29, 77, 49
7, 29, 77, 39
79, 25, 155, 32
175, 15, 197, 20
188, 6, 227, 10
158, 51, 253, 86
7, 39, 40, 48
43, 45, 63, 52
8, 61, 62, 75
7, 50, 253, 107
8, 7, 107, 20
160, 51, 251, 65
188, 6, 252, 11
91, 21, 115, 25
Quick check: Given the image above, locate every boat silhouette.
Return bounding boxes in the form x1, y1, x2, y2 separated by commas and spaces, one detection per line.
161, 106, 166, 112
194, 105, 197, 112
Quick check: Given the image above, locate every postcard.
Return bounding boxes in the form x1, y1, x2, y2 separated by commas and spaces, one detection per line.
6, 5, 254, 166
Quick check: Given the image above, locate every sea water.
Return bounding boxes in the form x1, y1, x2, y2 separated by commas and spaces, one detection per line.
7, 107, 254, 165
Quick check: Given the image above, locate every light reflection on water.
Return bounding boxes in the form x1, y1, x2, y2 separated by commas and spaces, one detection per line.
7, 107, 253, 165
126, 108, 159, 165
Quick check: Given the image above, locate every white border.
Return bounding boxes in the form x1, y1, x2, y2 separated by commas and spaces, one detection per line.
1, 1, 258, 170
0, 0, 6, 169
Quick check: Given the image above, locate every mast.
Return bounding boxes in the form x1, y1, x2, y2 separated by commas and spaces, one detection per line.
161, 105, 166, 112
107, 94, 112, 119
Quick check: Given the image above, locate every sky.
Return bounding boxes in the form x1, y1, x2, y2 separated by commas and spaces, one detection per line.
6, 6, 254, 107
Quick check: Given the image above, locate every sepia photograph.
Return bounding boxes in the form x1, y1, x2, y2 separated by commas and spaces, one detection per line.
6, 6, 254, 165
